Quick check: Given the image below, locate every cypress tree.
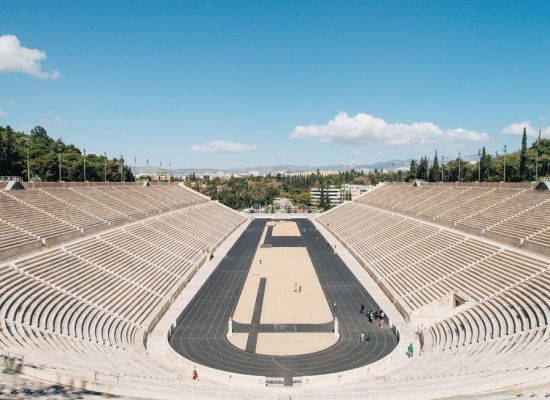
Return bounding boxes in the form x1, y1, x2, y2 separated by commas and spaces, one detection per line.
481, 147, 487, 181
431, 151, 440, 182
519, 127, 528, 179
409, 159, 417, 180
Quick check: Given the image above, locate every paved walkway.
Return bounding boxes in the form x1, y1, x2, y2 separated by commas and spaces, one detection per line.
169, 219, 398, 380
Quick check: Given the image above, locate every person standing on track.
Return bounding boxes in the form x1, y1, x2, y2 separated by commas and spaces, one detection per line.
408, 343, 414, 358
333, 301, 337, 312
360, 304, 365, 315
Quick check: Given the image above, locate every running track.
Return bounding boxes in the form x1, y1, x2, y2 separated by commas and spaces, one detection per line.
169, 219, 398, 381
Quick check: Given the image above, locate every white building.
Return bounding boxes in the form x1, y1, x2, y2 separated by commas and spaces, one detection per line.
310, 187, 342, 207
310, 184, 373, 207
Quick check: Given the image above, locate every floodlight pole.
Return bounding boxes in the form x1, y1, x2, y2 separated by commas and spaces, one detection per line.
503, 145, 507, 182
441, 155, 444, 182
58, 147, 62, 182
120, 155, 124, 182
458, 152, 461, 182
104, 152, 107, 182
83, 149, 87, 182
536, 129, 541, 181
25, 139, 31, 182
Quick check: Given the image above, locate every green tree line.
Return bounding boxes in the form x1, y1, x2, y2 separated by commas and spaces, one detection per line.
0, 126, 134, 182
405, 131, 549, 183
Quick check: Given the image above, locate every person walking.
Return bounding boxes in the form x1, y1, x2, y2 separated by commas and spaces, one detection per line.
368, 311, 373, 323
408, 343, 414, 358
360, 332, 365, 342
192, 367, 199, 381
333, 302, 337, 312
360, 304, 365, 315
366, 331, 371, 343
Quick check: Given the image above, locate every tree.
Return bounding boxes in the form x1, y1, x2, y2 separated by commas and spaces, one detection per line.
480, 147, 489, 181
409, 159, 417, 181
30, 126, 48, 139
430, 151, 440, 182
519, 127, 528, 179
324, 191, 331, 210
319, 186, 325, 209
417, 156, 429, 181
295, 192, 310, 206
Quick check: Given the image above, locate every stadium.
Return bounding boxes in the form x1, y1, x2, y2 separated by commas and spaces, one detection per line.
2, 2, 550, 398
1, 179, 550, 399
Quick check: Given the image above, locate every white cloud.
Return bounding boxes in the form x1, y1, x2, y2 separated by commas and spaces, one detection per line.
289, 112, 488, 148
0, 109, 6, 117
188, 140, 258, 153
276, 149, 287, 156
501, 121, 550, 138
0, 34, 61, 79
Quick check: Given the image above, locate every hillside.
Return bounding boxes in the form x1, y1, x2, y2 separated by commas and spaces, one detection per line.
0, 125, 134, 182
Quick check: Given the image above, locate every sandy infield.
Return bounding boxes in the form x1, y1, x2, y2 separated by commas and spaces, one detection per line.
230, 221, 334, 355
259, 247, 332, 324
255, 333, 337, 355
227, 332, 337, 355
271, 220, 301, 237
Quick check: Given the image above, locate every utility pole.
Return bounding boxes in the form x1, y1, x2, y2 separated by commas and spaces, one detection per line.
25, 139, 31, 182
58, 144, 63, 182
458, 152, 461, 182
83, 148, 87, 182
536, 129, 541, 181
503, 145, 507, 182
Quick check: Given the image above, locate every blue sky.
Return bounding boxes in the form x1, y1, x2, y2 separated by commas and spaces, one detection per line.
1, 0, 549, 169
